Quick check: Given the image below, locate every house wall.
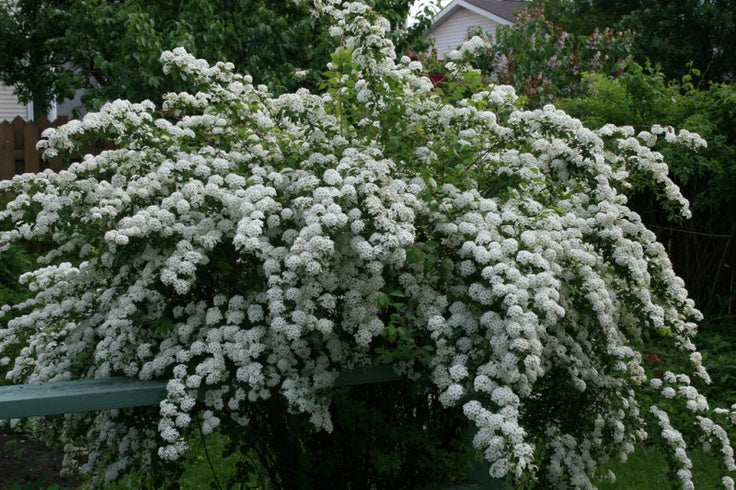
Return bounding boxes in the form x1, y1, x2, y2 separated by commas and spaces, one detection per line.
0, 84, 28, 122
430, 8, 500, 57
57, 88, 87, 119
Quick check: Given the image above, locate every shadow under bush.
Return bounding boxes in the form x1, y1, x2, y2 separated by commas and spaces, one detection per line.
221, 379, 475, 489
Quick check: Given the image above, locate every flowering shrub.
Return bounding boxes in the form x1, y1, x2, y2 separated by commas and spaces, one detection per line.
433, 5, 634, 108
559, 67, 736, 316
1, 1, 734, 487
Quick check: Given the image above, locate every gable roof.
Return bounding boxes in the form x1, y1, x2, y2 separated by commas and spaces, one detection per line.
432, 0, 524, 29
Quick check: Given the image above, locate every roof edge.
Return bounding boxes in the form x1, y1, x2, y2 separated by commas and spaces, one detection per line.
431, 0, 517, 31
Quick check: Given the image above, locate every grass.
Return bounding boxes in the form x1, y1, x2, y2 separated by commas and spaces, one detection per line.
93, 430, 261, 490
2, 422, 730, 489
108, 436, 728, 489
599, 445, 724, 489
178, 430, 258, 490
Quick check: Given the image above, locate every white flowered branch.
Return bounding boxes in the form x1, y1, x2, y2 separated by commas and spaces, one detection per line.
0, 1, 733, 488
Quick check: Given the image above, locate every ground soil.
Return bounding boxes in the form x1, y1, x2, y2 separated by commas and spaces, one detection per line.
0, 427, 81, 489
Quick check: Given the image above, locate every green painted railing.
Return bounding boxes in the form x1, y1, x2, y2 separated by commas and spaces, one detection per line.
0, 366, 407, 419
0, 377, 167, 418
0, 367, 509, 488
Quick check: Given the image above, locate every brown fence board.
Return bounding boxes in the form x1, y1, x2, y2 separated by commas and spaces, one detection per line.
0, 122, 14, 180
11, 117, 23, 148
0, 116, 82, 179
23, 122, 41, 173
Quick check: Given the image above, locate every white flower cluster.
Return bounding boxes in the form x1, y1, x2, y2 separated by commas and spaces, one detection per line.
0, 1, 732, 487
650, 406, 695, 489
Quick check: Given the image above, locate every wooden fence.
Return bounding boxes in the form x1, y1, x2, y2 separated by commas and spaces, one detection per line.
0, 116, 71, 180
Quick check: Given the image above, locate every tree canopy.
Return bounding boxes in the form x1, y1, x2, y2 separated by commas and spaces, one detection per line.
0, 0, 424, 116
536, 0, 736, 83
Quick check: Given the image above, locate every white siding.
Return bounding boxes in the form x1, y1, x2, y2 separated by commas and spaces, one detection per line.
430, 8, 500, 58
57, 87, 87, 119
0, 84, 27, 122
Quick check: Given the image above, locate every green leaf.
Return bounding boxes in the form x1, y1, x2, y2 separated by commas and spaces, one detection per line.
376, 293, 391, 309
153, 317, 175, 334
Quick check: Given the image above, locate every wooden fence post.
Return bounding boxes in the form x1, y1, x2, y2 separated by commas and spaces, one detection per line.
23, 121, 41, 174
0, 121, 14, 180
11, 117, 26, 175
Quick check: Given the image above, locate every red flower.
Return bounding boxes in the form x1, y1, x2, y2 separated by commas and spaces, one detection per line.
646, 352, 661, 365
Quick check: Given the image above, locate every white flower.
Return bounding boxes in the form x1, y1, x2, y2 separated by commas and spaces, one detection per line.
0, 7, 719, 486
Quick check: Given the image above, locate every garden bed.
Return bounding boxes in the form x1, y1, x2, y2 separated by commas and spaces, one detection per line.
0, 427, 79, 488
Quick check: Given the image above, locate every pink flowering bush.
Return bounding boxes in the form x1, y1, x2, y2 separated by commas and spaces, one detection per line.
433, 4, 634, 108
1, 1, 734, 487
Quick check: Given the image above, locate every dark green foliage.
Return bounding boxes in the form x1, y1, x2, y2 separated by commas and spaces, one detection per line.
0, 0, 423, 114
697, 319, 736, 406
0, 240, 33, 386
221, 381, 475, 489
0, 193, 35, 325
537, 0, 736, 83
0, 243, 32, 313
